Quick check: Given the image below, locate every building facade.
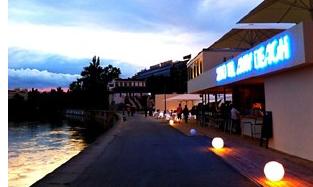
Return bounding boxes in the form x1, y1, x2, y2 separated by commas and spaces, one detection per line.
188, 21, 313, 161
108, 79, 149, 110
134, 59, 189, 94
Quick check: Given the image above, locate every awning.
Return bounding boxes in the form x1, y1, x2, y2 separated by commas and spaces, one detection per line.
238, 0, 313, 24
209, 27, 284, 50
166, 94, 202, 101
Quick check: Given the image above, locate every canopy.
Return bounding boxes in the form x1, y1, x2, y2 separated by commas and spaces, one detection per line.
166, 94, 202, 101
238, 0, 313, 24
209, 28, 284, 50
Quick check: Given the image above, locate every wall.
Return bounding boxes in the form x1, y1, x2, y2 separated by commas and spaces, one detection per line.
188, 71, 213, 93
264, 66, 313, 161
155, 94, 200, 112
155, 94, 178, 112
304, 20, 313, 64
202, 50, 241, 71
187, 50, 241, 93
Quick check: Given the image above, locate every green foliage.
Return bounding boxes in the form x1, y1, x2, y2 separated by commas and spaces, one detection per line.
9, 88, 66, 121
9, 56, 122, 121
69, 56, 121, 109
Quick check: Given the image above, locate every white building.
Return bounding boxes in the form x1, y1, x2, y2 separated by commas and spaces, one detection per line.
188, 21, 313, 161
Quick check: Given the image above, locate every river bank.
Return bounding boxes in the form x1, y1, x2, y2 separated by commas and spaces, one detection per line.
9, 111, 118, 187
32, 113, 122, 186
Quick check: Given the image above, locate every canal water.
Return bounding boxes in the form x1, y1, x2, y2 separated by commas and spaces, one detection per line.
8, 119, 104, 187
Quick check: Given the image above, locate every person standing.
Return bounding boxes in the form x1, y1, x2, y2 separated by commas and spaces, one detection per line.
176, 104, 182, 121
183, 105, 189, 123
144, 106, 148, 117
230, 104, 241, 134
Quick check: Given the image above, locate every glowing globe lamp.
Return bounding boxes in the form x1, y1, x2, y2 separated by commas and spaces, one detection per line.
264, 161, 285, 182
212, 137, 224, 149
190, 129, 197, 136
169, 120, 174, 125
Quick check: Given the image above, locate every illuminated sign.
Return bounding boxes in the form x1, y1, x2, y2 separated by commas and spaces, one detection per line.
216, 34, 291, 82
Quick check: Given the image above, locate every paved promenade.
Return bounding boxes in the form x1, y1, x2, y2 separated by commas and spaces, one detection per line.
170, 119, 313, 187
34, 114, 257, 187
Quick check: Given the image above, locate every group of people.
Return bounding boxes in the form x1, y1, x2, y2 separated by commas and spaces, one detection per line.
175, 102, 242, 134
176, 104, 195, 123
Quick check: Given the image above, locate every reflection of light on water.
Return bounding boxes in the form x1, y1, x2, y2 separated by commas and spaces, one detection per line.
9, 146, 85, 187
8, 122, 89, 187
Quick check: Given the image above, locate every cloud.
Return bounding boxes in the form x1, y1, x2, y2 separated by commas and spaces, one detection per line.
9, 0, 263, 33
9, 0, 184, 32
198, 0, 262, 13
8, 0, 264, 69
8, 68, 80, 89
9, 48, 143, 78
9, 23, 217, 68
8, 0, 264, 89
196, 0, 263, 31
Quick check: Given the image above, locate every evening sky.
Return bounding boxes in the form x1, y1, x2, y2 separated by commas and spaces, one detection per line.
8, 0, 263, 89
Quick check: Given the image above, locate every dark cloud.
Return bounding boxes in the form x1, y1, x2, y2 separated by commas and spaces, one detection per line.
9, 0, 262, 33
8, 68, 80, 89
8, 49, 141, 88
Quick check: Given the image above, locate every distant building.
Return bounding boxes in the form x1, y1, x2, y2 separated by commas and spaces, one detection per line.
8, 89, 28, 100
108, 79, 147, 94
133, 60, 173, 79
133, 57, 190, 94
108, 78, 149, 110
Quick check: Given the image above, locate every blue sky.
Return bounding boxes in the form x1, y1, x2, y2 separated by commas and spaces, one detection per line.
8, 0, 262, 89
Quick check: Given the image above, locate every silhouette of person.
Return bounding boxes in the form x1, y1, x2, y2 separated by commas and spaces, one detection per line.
183, 105, 189, 123
176, 104, 182, 121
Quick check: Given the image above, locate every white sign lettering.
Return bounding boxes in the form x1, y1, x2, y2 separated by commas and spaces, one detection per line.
216, 34, 291, 82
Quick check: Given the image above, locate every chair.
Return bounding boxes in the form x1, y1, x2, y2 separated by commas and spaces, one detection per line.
242, 117, 263, 138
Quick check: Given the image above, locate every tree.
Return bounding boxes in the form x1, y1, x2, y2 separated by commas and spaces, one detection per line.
69, 81, 82, 92
69, 56, 121, 109
102, 65, 121, 84
80, 56, 104, 91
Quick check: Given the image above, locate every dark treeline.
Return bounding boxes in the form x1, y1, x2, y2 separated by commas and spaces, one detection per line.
9, 56, 121, 122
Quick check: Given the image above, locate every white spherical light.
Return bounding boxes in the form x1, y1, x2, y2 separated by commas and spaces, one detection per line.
190, 129, 197, 136
212, 137, 224, 149
169, 120, 174, 125
264, 161, 285, 182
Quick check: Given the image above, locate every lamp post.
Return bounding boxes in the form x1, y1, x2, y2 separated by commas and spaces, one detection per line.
164, 93, 166, 112
164, 83, 167, 113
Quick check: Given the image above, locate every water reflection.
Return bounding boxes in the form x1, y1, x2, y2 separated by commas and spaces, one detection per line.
8, 119, 104, 187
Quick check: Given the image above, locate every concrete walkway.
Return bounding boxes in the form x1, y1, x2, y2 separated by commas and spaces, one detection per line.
34, 114, 257, 187
169, 119, 313, 187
